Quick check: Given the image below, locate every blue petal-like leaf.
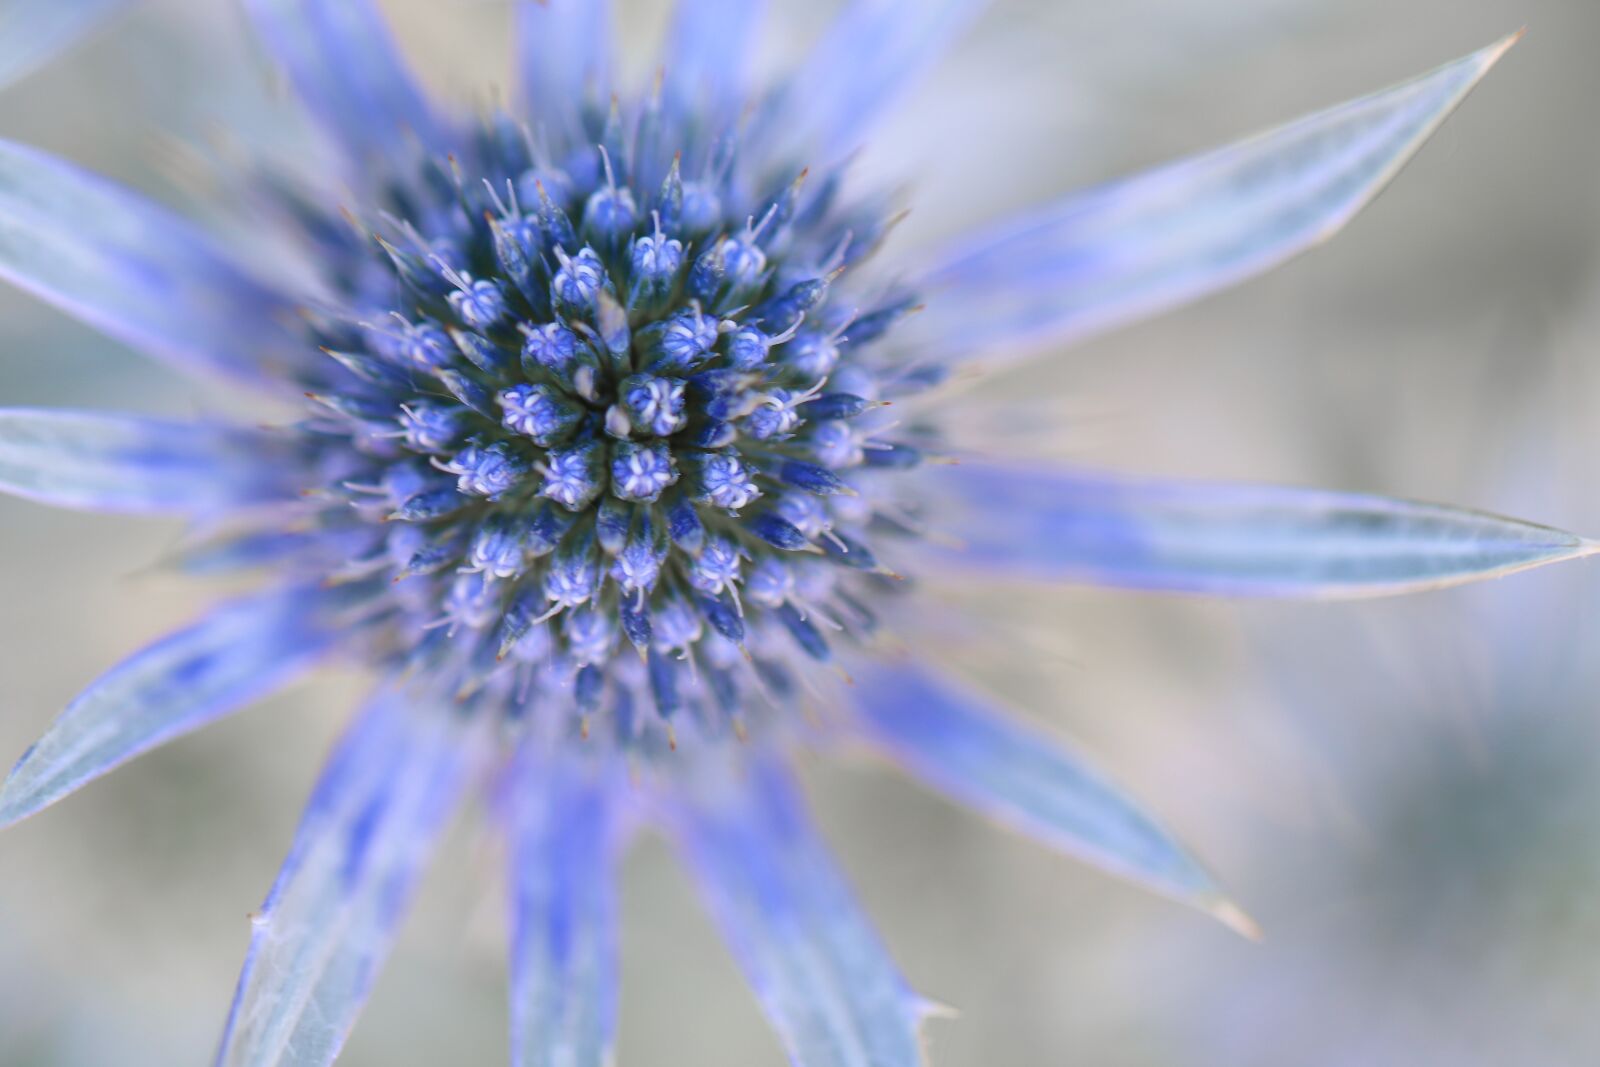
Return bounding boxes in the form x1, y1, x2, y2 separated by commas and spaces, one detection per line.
508, 751, 623, 1067
0, 138, 311, 387
849, 659, 1239, 923
662, 0, 766, 120
755, 0, 985, 162
915, 36, 1519, 365
0, 0, 126, 89
669, 756, 926, 1067
922, 461, 1595, 597
242, 0, 447, 163
215, 693, 486, 1067
0, 589, 334, 828
516, 0, 611, 142
0, 408, 301, 513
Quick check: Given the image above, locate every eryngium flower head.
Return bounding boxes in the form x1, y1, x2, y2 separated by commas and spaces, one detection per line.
286, 107, 911, 744
0, 5, 1589, 1065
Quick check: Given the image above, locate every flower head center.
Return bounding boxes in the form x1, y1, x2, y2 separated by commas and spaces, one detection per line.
290, 111, 930, 751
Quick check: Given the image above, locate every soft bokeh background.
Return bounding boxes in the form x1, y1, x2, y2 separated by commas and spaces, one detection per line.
4, 1, 1600, 1064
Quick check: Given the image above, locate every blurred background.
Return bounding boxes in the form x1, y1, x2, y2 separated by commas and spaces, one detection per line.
3, 1, 1600, 1063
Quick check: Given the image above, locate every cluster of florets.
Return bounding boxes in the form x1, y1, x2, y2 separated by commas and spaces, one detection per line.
276, 110, 929, 751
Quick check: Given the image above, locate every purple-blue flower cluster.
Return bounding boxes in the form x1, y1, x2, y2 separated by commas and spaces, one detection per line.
287, 113, 912, 751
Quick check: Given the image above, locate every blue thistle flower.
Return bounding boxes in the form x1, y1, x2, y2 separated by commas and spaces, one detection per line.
0, 5, 1589, 1066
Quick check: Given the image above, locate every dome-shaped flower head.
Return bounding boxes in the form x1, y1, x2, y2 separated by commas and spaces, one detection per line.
0, 5, 1590, 1066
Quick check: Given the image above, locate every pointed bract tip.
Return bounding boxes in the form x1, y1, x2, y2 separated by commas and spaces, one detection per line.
1462, 30, 1523, 83
1496, 27, 1527, 56
1208, 898, 1263, 942
916, 996, 961, 1021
